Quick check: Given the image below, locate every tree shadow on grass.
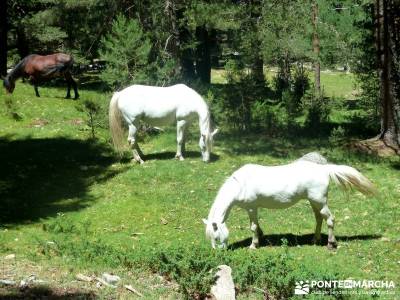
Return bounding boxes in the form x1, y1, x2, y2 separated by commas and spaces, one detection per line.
0, 136, 123, 225
219, 132, 331, 159
139, 151, 220, 162
228, 233, 382, 250
0, 285, 97, 299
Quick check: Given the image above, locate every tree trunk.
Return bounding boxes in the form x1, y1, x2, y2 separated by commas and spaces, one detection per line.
375, 0, 400, 149
16, 26, 29, 59
195, 26, 211, 84
249, 0, 264, 84
0, 0, 7, 76
165, 0, 181, 76
312, 1, 321, 96
251, 50, 264, 84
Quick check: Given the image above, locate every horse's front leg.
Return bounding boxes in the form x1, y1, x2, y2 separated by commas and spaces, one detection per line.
30, 79, 40, 97
248, 208, 263, 249
175, 120, 186, 161
65, 71, 79, 99
34, 84, 40, 97
320, 204, 337, 250
128, 124, 144, 164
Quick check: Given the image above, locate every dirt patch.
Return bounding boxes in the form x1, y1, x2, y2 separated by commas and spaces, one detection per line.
70, 119, 85, 126
0, 257, 96, 299
0, 256, 180, 299
28, 119, 49, 128
0, 286, 97, 299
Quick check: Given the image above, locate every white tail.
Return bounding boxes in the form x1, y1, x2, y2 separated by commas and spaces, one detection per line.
326, 164, 376, 196
108, 92, 125, 153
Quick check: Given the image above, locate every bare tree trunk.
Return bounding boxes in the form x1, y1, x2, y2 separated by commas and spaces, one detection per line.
375, 0, 400, 149
312, 1, 321, 96
249, 0, 264, 84
0, 0, 7, 76
165, 0, 181, 76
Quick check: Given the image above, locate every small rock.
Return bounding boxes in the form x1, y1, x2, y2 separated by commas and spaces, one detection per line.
160, 218, 168, 225
4, 254, 15, 260
19, 275, 36, 289
210, 265, 235, 300
381, 237, 390, 242
101, 273, 120, 285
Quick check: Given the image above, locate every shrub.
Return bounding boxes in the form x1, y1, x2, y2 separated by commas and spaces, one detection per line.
329, 126, 346, 146
75, 95, 108, 139
302, 89, 331, 130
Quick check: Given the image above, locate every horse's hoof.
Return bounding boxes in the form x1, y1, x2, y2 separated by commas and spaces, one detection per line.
327, 242, 337, 250
131, 159, 144, 165
249, 244, 258, 250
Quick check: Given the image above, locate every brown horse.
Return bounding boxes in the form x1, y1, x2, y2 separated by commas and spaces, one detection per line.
3, 53, 79, 99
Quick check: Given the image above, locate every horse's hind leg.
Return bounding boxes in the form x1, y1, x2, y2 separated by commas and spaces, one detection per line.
175, 120, 186, 161
65, 77, 71, 99
128, 124, 144, 164
248, 208, 263, 249
309, 202, 323, 245
320, 204, 337, 250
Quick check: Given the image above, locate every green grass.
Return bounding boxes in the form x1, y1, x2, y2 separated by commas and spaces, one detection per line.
0, 80, 399, 299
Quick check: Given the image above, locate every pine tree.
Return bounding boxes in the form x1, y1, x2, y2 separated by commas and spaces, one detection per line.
99, 15, 152, 89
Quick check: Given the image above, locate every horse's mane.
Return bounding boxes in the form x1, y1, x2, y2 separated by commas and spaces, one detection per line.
297, 152, 328, 165
6, 56, 30, 81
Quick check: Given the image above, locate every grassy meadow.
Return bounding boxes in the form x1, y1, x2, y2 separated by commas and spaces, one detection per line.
0, 76, 399, 299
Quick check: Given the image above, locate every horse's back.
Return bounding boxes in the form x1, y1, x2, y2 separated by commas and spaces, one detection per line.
117, 84, 205, 123
24, 53, 73, 75
233, 162, 330, 206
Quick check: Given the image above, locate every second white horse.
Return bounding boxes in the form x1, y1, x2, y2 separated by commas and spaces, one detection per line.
203, 153, 375, 249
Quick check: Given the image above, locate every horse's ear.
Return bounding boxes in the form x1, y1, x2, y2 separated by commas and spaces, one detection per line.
211, 128, 219, 137
212, 222, 218, 231
202, 218, 208, 225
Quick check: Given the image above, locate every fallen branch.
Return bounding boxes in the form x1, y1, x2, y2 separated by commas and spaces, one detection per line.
76, 274, 93, 282
124, 284, 143, 297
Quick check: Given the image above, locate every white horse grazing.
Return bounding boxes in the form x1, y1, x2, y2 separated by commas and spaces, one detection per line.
109, 84, 218, 163
203, 153, 375, 250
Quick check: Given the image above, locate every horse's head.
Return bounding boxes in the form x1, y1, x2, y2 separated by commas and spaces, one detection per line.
3, 77, 15, 94
202, 218, 228, 249
199, 128, 218, 162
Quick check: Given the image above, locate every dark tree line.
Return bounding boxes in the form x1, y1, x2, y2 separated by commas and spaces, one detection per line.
0, 0, 399, 149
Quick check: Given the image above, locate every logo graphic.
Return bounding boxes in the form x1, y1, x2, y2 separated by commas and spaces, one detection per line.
295, 280, 310, 295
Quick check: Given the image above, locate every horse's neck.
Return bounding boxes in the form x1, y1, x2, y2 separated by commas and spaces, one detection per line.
208, 183, 236, 223
198, 108, 210, 135
8, 67, 23, 82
